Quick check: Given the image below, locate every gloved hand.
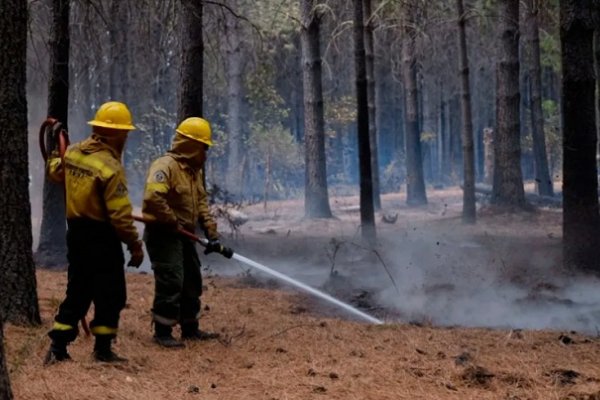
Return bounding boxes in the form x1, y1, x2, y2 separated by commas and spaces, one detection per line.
203, 239, 234, 259
127, 240, 144, 268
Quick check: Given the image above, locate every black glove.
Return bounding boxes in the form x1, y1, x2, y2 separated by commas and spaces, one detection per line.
127, 240, 144, 268
204, 239, 234, 259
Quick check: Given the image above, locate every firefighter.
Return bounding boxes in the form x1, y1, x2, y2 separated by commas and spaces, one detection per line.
142, 117, 226, 348
44, 101, 144, 364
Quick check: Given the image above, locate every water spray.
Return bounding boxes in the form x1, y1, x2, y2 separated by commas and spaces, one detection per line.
231, 252, 384, 325
133, 216, 384, 325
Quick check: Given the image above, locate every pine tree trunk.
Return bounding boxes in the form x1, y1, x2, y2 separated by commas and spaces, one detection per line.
108, 0, 128, 102
0, 321, 12, 400
402, 2, 427, 206
0, 0, 41, 325
561, 0, 600, 271
109, 0, 137, 173
594, 29, 600, 156
178, 0, 203, 119
438, 90, 446, 183
36, 0, 69, 268
363, 0, 381, 210
301, 0, 332, 218
353, 0, 376, 241
456, 0, 476, 223
492, 0, 526, 207
225, 0, 244, 197
483, 128, 494, 185
525, 0, 554, 196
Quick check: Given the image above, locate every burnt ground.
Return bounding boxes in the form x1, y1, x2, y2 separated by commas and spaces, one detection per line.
206, 186, 595, 333
8, 185, 600, 399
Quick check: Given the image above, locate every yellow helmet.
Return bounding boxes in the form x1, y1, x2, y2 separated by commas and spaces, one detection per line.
176, 117, 213, 146
88, 101, 136, 131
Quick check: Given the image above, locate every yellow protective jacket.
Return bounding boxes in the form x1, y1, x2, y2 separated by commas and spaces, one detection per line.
47, 135, 139, 247
142, 134, 218, 240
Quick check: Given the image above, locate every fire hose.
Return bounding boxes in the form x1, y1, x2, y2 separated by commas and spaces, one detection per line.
39, 117, 70, 165
40, 118, 383, 326
131, 215, 383, 325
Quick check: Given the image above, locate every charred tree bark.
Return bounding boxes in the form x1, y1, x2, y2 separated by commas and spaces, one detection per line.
0, 0, 41, 325
36, 0, 69, 268
492, 0, 526, 207
456, 0, 476, 223
0, 321, 11, 400
402, 2, 427, 206
178, 0, 203, 119
561, 0, 600, 271
363, 0, 381, 210
353, 0, 376, 241
525, 0, 554, 197
225, 0, 244, 197
301, 0, 332, 218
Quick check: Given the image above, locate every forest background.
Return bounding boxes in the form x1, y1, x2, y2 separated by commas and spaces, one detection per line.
23, 0, 562, 212
2, 0, 600, 398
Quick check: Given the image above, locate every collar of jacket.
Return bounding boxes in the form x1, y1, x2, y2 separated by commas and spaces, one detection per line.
166, 153, 200, 175
79, 134, 124, 159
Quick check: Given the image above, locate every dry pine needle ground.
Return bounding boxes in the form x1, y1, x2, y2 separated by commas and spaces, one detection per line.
5, 268, 600, 400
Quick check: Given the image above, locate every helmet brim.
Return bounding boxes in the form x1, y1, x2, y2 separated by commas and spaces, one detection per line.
176, 129, 213, 146
88, 120, 136, 131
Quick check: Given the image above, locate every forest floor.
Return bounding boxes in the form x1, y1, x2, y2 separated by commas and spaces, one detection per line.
7, 185, 600, 400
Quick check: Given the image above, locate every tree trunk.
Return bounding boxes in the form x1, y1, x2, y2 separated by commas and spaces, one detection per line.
0, 0, 41, 325
178, 0, 203, 120
437, 89, 446, 184
263, 150, 271, 212
36, 0, 69, 268
108, 0, 137, 174
561, 0, 600, 271
456, 0, 476, 223
224, 0, 244, 197
0, 321, 12, 400
595, 29, 600, 156
353, 0, 376, 242
483, 128, 494, 185
301, 0, 332, 218
108, 0, 128, 102
402, 2, 427, 206
525, 0, 554, 196
363, 0, 381, 210
492, 0, 526, 207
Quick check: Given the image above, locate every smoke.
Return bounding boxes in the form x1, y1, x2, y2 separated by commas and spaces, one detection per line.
374, 228, 600, 334
202, 211, 600, 335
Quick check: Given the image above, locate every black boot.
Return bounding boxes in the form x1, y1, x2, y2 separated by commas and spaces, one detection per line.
154, 322, 185, 348
44, 327, 77, 366
93, 335, 128, 363
181, 321, 220, 341
44, 341, 72, 365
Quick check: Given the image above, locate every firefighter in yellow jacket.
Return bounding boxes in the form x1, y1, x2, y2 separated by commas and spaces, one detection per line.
45, 101, 144, 364
142, 117, 228, 348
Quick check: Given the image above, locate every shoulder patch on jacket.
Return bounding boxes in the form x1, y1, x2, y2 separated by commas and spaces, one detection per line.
153, 170, 167, 183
